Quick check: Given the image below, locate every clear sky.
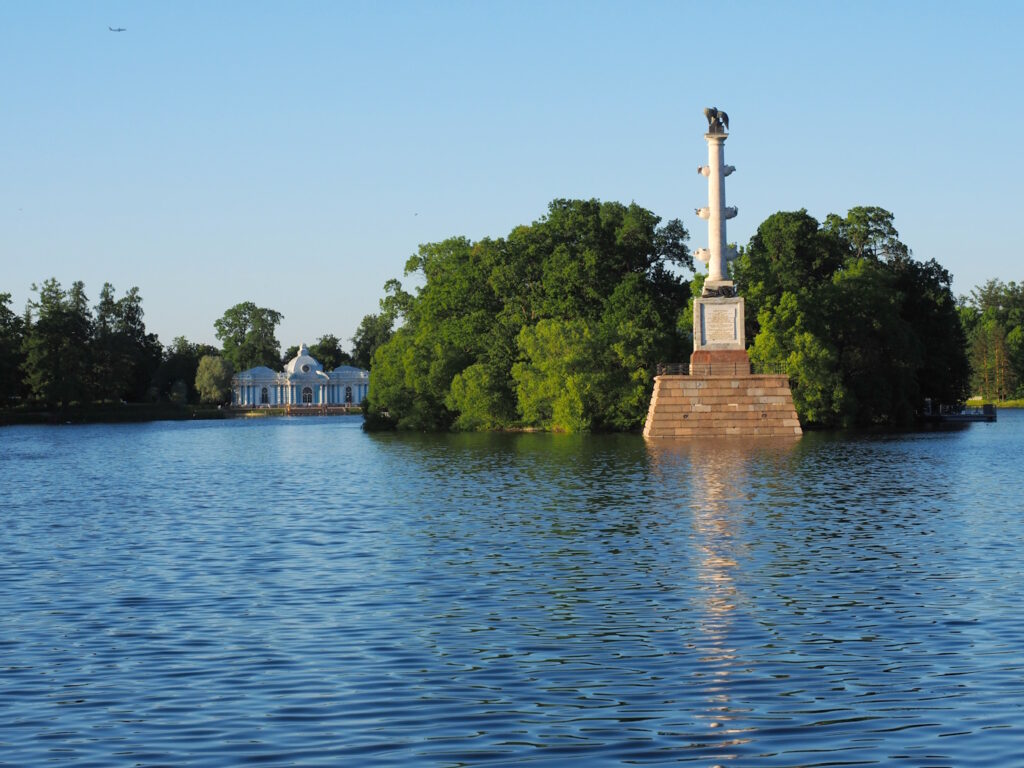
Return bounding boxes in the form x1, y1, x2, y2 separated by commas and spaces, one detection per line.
3, 1, 1022, 350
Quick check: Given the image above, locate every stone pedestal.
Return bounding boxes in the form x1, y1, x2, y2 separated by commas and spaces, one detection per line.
643, 374, 802, 438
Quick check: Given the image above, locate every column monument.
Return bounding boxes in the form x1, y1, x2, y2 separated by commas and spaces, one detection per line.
690, 106, 748, 375
642, 108, 801, 438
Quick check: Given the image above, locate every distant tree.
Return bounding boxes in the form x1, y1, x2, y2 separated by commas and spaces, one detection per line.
214, 302, 283, 372
92, 283, 123, 397
310, 334, 352, 370
91, 283, 162, 402
351, 314, 393, 370
195, 355, 234, 404
281, 344, 300, 366
113, 286, 162, 401
152, 336, 218, 403
21, 279, 93, 407
823, 206, 910, 263
0, 292, 26, 404
351, 280, 411, 370
962, 279, 1024, 398
970, 318, 1015, 400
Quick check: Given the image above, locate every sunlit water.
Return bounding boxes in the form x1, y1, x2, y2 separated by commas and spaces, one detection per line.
2, 413, 1023, 766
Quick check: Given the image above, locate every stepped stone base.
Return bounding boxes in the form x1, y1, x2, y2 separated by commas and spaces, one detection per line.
643, 373, 802, 438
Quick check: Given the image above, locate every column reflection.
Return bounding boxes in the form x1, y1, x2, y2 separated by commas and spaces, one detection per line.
647, 437, 799, 759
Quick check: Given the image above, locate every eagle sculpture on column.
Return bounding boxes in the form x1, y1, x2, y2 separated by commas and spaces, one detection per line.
703, 106, 729, 133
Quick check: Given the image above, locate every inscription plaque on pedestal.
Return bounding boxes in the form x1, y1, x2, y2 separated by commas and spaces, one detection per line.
694, 296, 745, 351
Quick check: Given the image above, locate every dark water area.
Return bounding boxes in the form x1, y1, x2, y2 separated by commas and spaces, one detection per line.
2, 413, 1023, 766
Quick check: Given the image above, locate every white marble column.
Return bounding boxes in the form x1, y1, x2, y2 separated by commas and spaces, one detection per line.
695, 130, 738, 293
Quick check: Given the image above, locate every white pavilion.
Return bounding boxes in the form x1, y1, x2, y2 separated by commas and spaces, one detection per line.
231, 343, 369, 408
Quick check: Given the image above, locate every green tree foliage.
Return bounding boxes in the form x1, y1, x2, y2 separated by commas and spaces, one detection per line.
310, 334, 353, 370
91, 283, 163, 402
214, 302, 283, 372
351, 279, 412, 370
960, 279, 1024, 399
0, 293, 27, 403
281, 344, 300, 366
511, 319, 596, 432
283, 335, 353, 369
11, 279, 162, 409
21, 279, 94, 407
736, 207, 969, 426
278, 337, 350, 370
366, 199, 691, 431
152, 336, 219, 404
823, 206, 910, 262
194, 355, 234, 404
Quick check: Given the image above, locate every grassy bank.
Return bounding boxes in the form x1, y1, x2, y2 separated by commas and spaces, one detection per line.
966, 397, 1024, 409
1, 402, 229, 426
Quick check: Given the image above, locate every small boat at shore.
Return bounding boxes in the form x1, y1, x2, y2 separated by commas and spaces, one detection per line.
921, 400, 997, 423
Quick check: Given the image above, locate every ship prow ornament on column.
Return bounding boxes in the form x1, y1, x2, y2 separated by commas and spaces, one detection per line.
643, 108, 801, 439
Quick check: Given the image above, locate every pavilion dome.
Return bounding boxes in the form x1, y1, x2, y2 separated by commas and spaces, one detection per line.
283, 343, 324, 376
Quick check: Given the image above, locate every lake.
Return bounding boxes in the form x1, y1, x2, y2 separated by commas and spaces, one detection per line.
2, 413, 1023, 766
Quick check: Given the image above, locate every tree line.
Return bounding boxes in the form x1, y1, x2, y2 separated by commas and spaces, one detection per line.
2, 201, 1016, 424
735, 207, 970, 426
363, 199, 692, 432
362, 199, 1004, 431
0, 285, 381, 411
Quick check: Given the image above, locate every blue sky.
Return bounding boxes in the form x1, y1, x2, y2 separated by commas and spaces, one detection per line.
3, 1, 1022, 349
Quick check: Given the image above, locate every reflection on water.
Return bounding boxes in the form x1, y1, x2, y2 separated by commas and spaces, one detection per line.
1, 415, 1023, 765
648, 438, 803, 761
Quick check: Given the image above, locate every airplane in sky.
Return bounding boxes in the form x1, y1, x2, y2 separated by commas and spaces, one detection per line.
108, 26, 126, 32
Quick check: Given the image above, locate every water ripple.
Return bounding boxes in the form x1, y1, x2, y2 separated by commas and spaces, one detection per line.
1, 415, 1023, 765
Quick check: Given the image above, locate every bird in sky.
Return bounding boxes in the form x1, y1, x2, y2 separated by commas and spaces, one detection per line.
108, 26, 126, 32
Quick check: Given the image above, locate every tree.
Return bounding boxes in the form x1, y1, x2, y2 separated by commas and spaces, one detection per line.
735, 209, 846, 343
967, 314, 1017, 400
351, 279, 413, 370
195, 355, 234, 404
92, 282, 124, 398
310, 334, 352, 370
21, 279, 93, 407
823, 206, 910, 263
114, 286, 162, 401
738, 207, 969, 426
962, 279, 1024, 399
91, 283, 162, 402
512, 319, 596, 432
351, 314, 394, 370
365, 199, 691, 431
889, 258, 969, 406
152, 336, 218, 403
0, 293, 26, 404
214, 302, 283, 372
281, 344, 300, 366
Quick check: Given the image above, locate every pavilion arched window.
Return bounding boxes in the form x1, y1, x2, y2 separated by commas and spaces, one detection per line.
302, 386, 313, 404
261, 387, 269, 404
345, 386, 353, 403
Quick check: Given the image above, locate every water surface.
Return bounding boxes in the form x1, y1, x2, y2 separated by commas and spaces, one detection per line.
2, 413, 1022, 765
